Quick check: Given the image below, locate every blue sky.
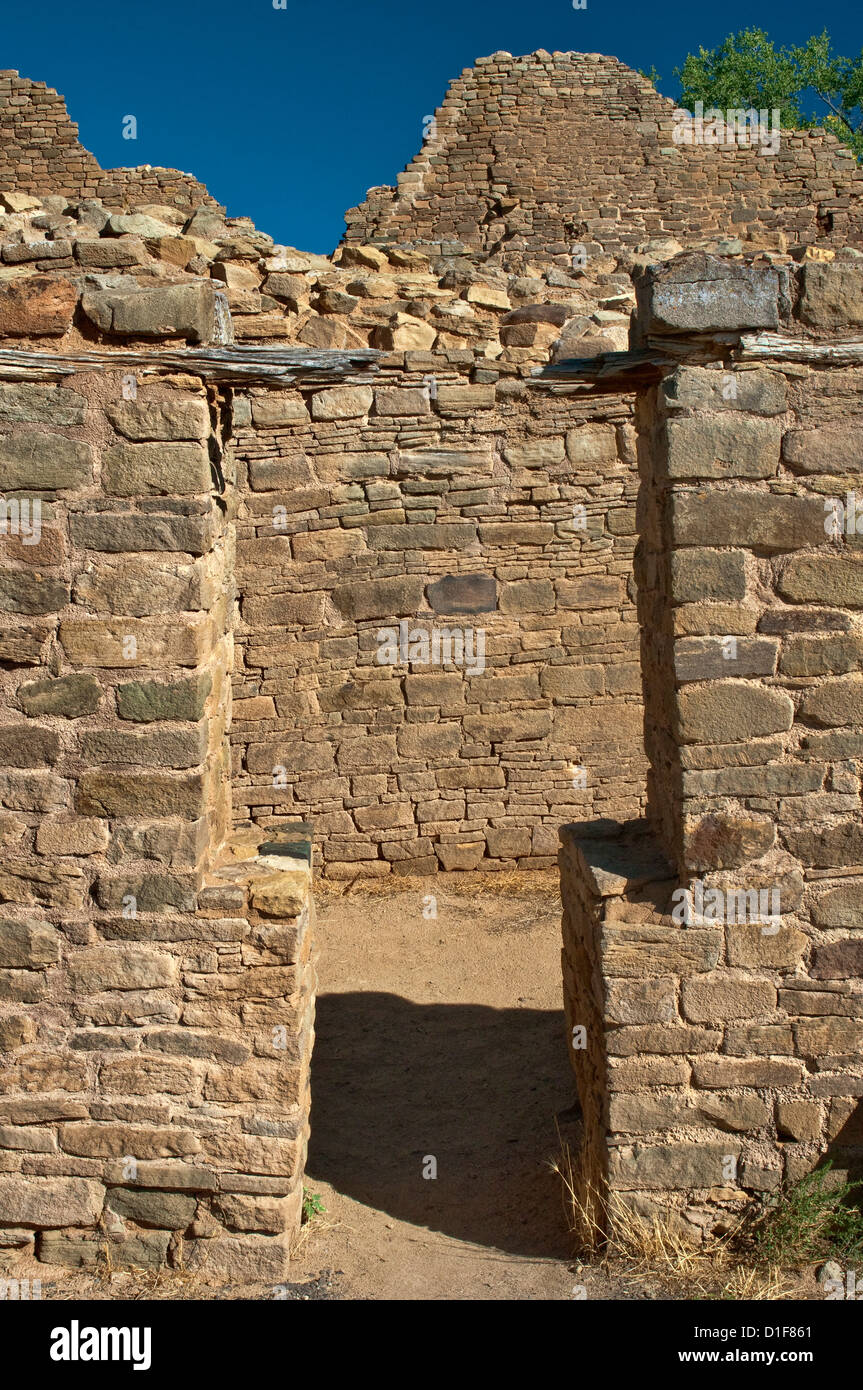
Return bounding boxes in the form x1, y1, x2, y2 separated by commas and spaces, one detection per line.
4, 0, 860, 252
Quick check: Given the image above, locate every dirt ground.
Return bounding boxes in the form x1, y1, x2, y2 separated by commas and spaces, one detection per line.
290, 872, 586, 1300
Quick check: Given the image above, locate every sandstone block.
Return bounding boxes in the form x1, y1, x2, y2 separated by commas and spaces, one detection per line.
725, 924, 808, 969
70, 511, 213, 555
783, 424, 863, 475
426, 573, 496, 614
80, 727, 206, 770
565, 425, 618, 464
671, 491, 825, 550
811, 939, 863, 979
673, 636, 777, 682
310, 386, 373, 420
670, 549, 747, 603
332, 576, 423, 621
665, 415, 780, 480
250, 394, 310, 427
607, 1023, 720, 1055
676, 681, 793, 744
503, 439, 565, 467
60, 1123, 198, 1159
795, 1017, 863, 1056
605, 977, 677, 1024
81, 282, 218, 342
681, 973, 775, 1022
556, 575, 621, 609
373, 387, 430, 416
397, 724, 461, 758
662, 366, 787, 415
602, 925, 721, 976
779, 633, 863, 678
478, 521, 554, 546
0, 917, 59, 969
636, 253, 779, 333
107, 398, 209, 441
18, 673, 102, 718
366, 522, 477, 551
436, 841, 485, 870
0, 724, 60, 768
498, 579, 554, 614
66, 946, 178, 993
59, 618, 211, 668
0, 383, 85, 425
691, 1057, 804, 1087
464, 710, 551, 743
775, 1101, 822, 1143
812, 881, 863, 929
799, 262, 863, 329
394, 448, 493, 478
291, 529, 365, 561
0, 570, 69, 615
106, 1187, 196, 1229
36, 817, 110, 856
608, 1141, 737, 1190
779, 555, 863, 608
102, 442, 212, 496
0, 277, 77, 336
116, 674, 211, 723
75, 771, 205, 820
0, 1177, 104, 1228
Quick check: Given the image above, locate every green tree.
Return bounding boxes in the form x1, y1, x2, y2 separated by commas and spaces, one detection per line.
675, 29, 863, 160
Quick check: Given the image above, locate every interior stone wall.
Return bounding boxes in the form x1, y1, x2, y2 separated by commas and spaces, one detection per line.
561, 252, 863, 1243
229, 359, 647, 876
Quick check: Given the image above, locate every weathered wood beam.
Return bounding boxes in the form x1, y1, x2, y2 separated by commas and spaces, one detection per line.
0, 345, 381, 385
533, 330, 863, 392
737, 333, 863, 364
531, 348, 679, 392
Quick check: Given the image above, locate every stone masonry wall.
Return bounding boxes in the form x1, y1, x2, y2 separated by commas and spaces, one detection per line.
0, 278, 315, 1276
560, 252, 863, 1242
347, 51, 863, 258
230, 361, 647, 876
0, 71, 219, 212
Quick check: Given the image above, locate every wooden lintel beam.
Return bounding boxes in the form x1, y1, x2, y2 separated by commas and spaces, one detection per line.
0, 345, 381, 386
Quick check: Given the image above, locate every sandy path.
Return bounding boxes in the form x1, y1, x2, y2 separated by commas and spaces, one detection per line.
291, 877, 591, 1300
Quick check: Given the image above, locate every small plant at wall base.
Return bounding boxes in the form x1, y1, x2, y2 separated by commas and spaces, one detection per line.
302, 1190, 327, 1224
747, 1165, 863, 1269
676, 28, 863, 160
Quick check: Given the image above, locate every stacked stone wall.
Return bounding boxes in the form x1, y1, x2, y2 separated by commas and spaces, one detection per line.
560, 253, 863, 1240
0, 279, 315, 1276
230, 360, 648, 875
346, 51, 863, 258
0, 71, 219, 212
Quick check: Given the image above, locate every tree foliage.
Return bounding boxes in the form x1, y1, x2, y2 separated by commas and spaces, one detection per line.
675, 29, 863, 160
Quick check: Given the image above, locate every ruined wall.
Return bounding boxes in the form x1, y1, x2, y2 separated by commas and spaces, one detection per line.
0, 265, 315, 1276
230, 361, 647, 875
346, 51, 863, 258
561, 252, 863, 1241
0, 71, 219, 212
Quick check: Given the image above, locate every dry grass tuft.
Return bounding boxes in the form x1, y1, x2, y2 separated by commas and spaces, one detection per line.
551, 1132, 794, 1301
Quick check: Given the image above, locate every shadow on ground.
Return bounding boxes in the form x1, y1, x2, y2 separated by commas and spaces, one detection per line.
305, 991, 576, 1259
